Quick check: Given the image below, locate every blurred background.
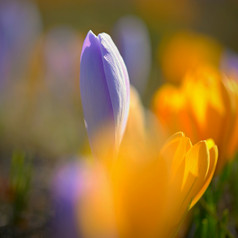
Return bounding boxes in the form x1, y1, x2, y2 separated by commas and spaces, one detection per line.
0, 0, 238, 237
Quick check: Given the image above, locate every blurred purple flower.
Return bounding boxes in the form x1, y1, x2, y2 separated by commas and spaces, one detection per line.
221, 49, 238, 80
43, 26, 82, 97
44, 27, 81, 81
80, 30, 130, 155
51, 161, 83, 238
0, 0, 42, 84
113, 16, 151, 93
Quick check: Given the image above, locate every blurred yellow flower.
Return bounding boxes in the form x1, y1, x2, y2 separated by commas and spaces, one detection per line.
153, 67, 238, 172
77, 131, 217, 238
158, 31, 223, 84
122, 86, 146, 147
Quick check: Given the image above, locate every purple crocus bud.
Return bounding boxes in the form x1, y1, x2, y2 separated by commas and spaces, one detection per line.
80, 30, 130, 156
113, 16, 151, 94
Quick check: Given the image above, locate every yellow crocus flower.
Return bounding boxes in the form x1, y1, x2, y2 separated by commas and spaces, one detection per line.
76, 131, 217, 238
153, 67, 238, 172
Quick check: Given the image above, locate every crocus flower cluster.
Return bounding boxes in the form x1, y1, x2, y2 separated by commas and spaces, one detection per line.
79, 30, 218, 237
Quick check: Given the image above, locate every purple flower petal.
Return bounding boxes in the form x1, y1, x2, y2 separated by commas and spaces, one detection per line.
98, 33, 130, 147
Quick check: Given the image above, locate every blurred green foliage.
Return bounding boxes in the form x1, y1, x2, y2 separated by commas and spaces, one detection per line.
189, 154, 238, 238
10, 152, 31, 225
